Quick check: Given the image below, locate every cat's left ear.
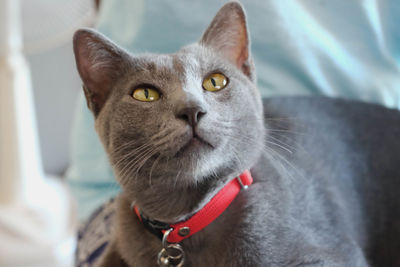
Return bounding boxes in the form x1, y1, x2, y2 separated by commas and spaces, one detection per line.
200, 2, 253, 78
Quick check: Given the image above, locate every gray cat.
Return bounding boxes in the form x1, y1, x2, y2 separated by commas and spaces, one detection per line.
73, 2, 400, 266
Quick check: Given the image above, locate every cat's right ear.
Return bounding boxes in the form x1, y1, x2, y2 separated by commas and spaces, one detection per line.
73, 28, 128, 116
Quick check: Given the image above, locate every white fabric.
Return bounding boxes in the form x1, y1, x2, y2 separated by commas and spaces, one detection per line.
0, 1, 77, 266
0, 177, 77, 267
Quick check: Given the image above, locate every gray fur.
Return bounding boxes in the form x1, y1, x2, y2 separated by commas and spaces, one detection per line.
73, 2, 400, 266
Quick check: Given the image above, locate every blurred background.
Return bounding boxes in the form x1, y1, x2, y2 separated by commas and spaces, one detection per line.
0, 0, 96, 266
0, 0, 399, 266
25, 1, 96, 176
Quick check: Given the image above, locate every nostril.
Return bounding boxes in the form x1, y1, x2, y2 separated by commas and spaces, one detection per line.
177, 108, 206, 127
179, 113, 190, 123
196, 111, 206, 122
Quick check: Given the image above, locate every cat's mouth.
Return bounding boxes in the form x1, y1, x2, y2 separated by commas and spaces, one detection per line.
175, 132, 214, 157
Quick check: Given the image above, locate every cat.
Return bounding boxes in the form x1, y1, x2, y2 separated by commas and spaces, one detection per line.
73, 1, 400, 266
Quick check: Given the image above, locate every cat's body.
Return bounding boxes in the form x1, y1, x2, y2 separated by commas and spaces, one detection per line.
100, 97, 400, 267
73, 2, 400, 266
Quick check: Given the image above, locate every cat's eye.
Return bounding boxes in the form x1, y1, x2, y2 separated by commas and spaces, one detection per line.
203, 73, 228, 92
132, 87, 160, 102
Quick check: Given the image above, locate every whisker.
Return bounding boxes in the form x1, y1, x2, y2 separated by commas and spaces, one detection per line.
118, 146, 155, 183
113, 142, 152, 166
132, 148, 159, 180
264, 140, 293, 154
214, 129, 301, 180
266, 128, 306, 135
111, 140, 140, 155
173, 170, 182, 189
148, 153, 162, 188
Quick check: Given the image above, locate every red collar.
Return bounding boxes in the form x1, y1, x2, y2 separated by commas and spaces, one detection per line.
133, 170, 253, 243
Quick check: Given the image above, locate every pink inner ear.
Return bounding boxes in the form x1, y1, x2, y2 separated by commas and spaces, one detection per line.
231, 27, 249, 69
218, 23, 249, 74
74, 31, 122, 114
200, 2, 250, 75
237, 48, 249, 69
83, 62, 116, 114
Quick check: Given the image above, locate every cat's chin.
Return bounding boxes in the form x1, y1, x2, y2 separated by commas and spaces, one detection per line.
175, 134, 214, 158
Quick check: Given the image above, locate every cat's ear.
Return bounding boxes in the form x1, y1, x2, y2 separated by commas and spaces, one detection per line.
73, 28, 129, 115
200, 2, 252, 77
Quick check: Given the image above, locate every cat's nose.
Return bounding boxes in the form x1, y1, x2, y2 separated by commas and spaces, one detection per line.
177, 107, 206, 127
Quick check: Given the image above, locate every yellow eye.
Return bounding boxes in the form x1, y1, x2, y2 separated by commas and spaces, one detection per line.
203, 73, 228, 92
132, 88, 160, 102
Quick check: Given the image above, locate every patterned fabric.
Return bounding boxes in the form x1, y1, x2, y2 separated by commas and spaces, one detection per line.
76, 198, 116, 267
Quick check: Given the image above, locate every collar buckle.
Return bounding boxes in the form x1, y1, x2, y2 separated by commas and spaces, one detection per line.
236, 176, 249, 190
236, 170, 253, 190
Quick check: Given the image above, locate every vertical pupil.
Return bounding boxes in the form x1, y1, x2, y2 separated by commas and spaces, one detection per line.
144, 88, 149, 98
211, 78, 216, 87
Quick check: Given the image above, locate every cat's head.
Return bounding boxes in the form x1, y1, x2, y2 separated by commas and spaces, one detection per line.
73, 2, 264, 194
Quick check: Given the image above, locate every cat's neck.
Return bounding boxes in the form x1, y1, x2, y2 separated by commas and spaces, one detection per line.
123, 169, 240, 223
